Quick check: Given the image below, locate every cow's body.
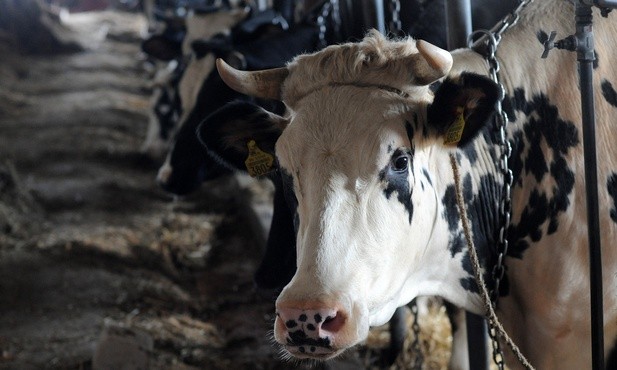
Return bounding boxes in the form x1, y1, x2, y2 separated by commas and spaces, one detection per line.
447, 2, 617, 367
203, 0, 617, 368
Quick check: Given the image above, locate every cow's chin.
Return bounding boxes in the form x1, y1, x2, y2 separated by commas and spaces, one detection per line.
281, 345, 346, 360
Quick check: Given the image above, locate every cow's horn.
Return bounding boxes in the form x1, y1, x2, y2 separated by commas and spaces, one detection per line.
216, 58, 288, 100
415, 40, 453, 84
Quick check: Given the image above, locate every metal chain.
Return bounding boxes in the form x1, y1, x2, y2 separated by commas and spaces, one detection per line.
410, 299, 423, 370
316, 0, 332, 49
387, 0, 403, 36
466, 1, 535, 369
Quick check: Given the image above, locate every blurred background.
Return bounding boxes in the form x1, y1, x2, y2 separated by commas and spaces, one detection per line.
0, 1, 518, 368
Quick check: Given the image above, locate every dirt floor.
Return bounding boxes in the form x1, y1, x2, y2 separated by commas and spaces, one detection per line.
0, 10, 454, 370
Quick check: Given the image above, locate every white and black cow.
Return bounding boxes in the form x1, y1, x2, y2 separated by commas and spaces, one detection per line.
141, 5, 250, 156
200, 1, 617, 368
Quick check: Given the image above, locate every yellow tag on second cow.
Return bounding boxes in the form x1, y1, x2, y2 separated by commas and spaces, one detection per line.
443, 107, 466, 145
245, 140, 274, 177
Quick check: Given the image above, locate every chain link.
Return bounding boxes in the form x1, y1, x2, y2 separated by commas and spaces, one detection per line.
386, 0, 403, 36
410, 299, 423, 370
316, 1, 332, 49
466, 1, 535, 369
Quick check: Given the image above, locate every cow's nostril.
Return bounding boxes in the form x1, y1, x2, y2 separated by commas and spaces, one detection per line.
321, 312, 345, 333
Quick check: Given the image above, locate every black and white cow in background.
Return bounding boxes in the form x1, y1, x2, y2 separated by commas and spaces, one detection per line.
155, 3, 344, 284
200, 0, 617, 368
140, 4, 251, 156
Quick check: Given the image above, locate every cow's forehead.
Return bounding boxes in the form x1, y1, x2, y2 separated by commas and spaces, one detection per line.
281, 31, 438, 107
276, 86, 421, 177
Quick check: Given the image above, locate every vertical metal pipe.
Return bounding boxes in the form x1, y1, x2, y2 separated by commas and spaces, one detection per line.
372, 0, 386, 35
465, 312, 489, 370
445, 0, 472, 49
575, 3, 605, 369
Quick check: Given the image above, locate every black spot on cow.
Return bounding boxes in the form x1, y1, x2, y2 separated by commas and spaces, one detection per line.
609, 173, 617, 223
601, 80, 617, 108
461, 139, 479, 165
286, 320, 298, 329
314, 313, 322, 323
379, 148, 414, 223
422, 168, 433, 187
287, 331, 332, 348
441, 173, 500, 294
507, 88, 579, 258
459, 277, 479, 294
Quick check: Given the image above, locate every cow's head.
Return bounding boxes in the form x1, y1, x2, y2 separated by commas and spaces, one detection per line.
201, 31, 499, 359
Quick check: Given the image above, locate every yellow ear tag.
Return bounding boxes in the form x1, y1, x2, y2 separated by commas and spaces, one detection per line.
245, 140, 274, 177
443, 107, 466, 146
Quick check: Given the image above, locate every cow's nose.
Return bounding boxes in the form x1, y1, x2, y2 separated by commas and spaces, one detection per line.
275, 305, 348, 358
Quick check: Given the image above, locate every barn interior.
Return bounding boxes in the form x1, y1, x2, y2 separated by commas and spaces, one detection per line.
0, 0, 499, 369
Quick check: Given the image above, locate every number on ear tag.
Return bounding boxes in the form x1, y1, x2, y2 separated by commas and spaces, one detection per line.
245, 140, 274, 177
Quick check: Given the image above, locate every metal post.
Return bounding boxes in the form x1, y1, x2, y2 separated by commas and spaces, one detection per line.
372, 0, 386, 35
445, 0, 472, 50
541, 1, 613, 368
465, 311, 489, 370
575, 4, 605, 369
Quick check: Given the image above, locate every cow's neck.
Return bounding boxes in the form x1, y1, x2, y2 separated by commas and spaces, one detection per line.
419, 138, 503, 313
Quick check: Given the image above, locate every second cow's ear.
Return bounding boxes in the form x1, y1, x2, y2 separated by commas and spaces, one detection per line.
197, 101, 288, 176
427, 72, 499, 147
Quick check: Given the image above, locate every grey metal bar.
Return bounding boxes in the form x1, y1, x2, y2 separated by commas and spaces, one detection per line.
372, 0, 386, 35
445, 0, 472, 49
465, 311, 489, 370
574, 4, 605, 369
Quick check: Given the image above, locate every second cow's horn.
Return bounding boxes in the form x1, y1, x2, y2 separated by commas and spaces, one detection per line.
216, 58, 289, 100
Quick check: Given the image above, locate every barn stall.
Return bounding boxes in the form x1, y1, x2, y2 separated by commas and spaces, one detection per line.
0, 1, 461, 369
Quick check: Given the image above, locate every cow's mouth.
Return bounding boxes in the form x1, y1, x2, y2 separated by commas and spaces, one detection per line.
283, 345, 344, 360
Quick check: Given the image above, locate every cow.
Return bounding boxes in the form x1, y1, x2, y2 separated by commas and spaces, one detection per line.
140, 5, 250, 157
199, 0, 617, 368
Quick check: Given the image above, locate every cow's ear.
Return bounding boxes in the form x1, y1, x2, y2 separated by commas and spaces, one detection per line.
141, 35, 182, 61
427, 73, 499, 146
197, 101, 287, 175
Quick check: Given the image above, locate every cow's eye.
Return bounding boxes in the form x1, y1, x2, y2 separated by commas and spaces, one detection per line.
391, 153, 409, 172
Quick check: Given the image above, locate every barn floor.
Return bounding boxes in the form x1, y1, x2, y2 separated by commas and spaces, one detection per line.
0, 10, 453, 370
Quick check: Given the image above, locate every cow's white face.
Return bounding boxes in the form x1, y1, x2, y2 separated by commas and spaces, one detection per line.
274, 87, 441, 329
206, 31, 499, 359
